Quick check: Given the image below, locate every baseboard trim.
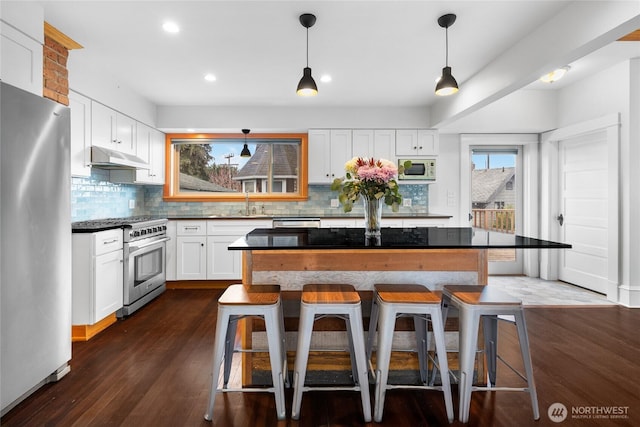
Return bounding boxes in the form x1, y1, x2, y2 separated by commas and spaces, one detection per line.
166, 280, 233, 289
71, 313, 117, 342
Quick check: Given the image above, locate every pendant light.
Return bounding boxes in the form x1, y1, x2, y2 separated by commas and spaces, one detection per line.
240, 129, 251, 157
296, 13, 318, 96
435, 13, 459, 96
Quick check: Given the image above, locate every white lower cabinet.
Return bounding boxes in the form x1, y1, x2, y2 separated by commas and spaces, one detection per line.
321, 218, 358, 228
321, 217, 447, 229
165, 221, 177, 281
176, 221, 208, 280
207, 220, 272, 280
170, 219, 272, 281
207, 235, 241, 280
176, 236, 207, 279
402, 218, 449, 227
72, 229, 124, 325
357, 217, 404, 228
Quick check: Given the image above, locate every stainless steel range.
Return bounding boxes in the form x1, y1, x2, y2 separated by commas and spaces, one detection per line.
120, 218, 169, 317
72, 217, 169, 317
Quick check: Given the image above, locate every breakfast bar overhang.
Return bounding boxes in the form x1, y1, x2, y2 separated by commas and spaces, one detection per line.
228, 227, 571, 385
230, 227, 572, 289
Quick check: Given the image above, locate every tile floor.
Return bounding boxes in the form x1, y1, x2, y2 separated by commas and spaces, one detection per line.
487, 275, 617, 306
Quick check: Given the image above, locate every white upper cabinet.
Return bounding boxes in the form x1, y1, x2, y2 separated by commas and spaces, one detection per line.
373, 130, 395, 160
351, 129, 395, 160
351, 130, 374, 157
396, 129, 439, 157
134, 123, 165, 185
91, 101, 136, 155
69, 90, 92, 177
0, 14, 44, 96
308, 129, 352, 184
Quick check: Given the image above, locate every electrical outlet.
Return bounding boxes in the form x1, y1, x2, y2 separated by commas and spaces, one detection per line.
330, 198, 339, 208
403, 198, 412, 207
129, 199, 136, 209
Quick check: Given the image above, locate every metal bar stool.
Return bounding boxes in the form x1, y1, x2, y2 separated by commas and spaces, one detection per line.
204, 284, 288, 421
366, 285, 431, 384
442, 285, 539, 424
369, 284, 454, 423
291, 284, 372, 422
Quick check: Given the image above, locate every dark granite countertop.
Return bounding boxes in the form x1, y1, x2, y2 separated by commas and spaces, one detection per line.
166, 213, 452, 220
229, 227, 572, 250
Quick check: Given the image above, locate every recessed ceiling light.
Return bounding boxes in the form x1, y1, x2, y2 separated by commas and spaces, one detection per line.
162, 21, 180, 34
204, 73, 216, 82
539, 66, 571, 83
320, 75, 332, 83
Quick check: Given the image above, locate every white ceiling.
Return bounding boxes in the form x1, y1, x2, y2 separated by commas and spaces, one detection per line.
40, 1, 639, 109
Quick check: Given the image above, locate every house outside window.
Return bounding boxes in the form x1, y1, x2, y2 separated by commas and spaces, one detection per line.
164, 133, 308, 202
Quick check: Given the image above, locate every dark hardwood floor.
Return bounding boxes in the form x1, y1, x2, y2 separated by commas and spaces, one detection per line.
2, 289, 639, 427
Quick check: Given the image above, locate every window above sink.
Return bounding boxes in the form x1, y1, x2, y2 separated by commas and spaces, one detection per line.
164, 133, 308, 202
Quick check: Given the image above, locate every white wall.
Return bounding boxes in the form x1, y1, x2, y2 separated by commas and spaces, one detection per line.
439, 90, 557, 134
156, 105, 430, 133
555, 58, 639, 306
0, 1, 43, 42
67, 52, 157, 127
427, 133, 462, 224
557, 61, 630, 128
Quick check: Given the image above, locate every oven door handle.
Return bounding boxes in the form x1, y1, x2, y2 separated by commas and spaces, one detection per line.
128, 236, 171, 253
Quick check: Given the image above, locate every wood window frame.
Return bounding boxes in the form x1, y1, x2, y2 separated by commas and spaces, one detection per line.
163, 133, 308, 202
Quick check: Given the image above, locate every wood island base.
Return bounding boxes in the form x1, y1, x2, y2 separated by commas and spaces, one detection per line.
239, 248, 489, 386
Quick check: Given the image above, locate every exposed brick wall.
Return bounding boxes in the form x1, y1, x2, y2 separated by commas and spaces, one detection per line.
43, 35, 69, 106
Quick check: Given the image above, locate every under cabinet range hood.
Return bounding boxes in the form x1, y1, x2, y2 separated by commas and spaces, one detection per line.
90, 146, 149, 169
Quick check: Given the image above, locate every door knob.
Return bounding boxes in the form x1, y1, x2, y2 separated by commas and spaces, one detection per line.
557, 213, 564, 226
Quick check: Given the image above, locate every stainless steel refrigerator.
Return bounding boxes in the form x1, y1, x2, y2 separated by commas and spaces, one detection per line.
1, 82, 72, 414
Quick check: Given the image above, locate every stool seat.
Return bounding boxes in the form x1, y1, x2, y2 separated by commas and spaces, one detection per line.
218, 284, 280, 305
300, 283, 361, 304
204, 284, 288, 421
444, 284, 521, 305
292, 284, 372, 422
376, 284, 442, 304
442, 284, 539, 424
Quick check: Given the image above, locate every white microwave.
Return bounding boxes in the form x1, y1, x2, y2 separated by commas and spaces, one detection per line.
398, 158, 436, 181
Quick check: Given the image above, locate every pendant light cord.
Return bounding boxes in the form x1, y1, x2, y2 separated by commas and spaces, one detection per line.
445, 27, 449, 67
306, 27, 310, 67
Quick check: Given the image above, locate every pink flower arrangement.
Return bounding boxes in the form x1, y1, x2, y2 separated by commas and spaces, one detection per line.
346, 157, 398, 182
331, 157, 405, 213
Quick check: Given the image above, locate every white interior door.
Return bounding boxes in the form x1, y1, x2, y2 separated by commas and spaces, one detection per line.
558, 131, 609, 293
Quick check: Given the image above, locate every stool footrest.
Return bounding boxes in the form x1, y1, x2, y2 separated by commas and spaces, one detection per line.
218, 387, 279, 393
384, 384, 448, 392
472, 386, 532, 392
300, 385, 363, 392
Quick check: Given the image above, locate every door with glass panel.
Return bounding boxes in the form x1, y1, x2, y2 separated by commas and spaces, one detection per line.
471, 148, 523, 274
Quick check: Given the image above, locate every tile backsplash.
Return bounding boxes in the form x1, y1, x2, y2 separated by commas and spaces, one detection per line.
71, 169, 144, 221
71, 170, 428, 221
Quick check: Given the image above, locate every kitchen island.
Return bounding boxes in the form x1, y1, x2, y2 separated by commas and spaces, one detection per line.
228, 227, 571, 385
230, 226, 571, 289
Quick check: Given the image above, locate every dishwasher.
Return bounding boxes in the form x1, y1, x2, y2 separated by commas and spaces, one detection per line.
272, 217, 321, 228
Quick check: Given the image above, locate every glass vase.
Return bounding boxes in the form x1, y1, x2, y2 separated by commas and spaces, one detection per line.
362, 195, 383, 238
